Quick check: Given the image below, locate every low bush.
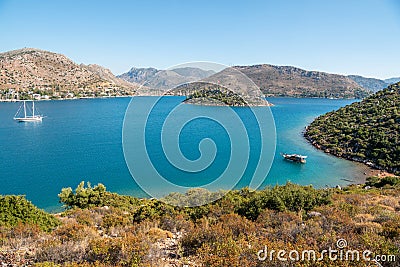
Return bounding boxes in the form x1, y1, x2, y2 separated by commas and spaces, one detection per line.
366, 176, 400, 188
236, 182, 331, 220
58, 181, 140, 210
0, 195, 59, 231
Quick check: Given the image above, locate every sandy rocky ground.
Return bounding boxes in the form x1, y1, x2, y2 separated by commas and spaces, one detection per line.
0, 234, 195, 267
0, 220, 197, 267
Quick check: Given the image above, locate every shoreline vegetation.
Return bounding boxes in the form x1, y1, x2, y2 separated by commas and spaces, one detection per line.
304, 82, 400, 176
1, 180, 400, 266
183, 90, 272, 107
179, 82, 273, 107
0, 94, 363, 103
0, 95, 134, 102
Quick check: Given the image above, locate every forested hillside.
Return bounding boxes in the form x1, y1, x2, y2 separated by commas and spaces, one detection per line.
305, 82, 400, 174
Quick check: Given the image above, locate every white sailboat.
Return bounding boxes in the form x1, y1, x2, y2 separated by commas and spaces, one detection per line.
14, 100, 43, 122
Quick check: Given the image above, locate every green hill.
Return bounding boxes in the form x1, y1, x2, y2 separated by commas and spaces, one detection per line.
305, 82, 400, 174
0, 195, 59, 231
181, 82, 270, 106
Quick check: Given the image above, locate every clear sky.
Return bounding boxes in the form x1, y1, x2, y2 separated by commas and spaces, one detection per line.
0, 0, 399, 79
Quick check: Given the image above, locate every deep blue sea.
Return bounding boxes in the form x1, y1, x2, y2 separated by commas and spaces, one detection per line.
0, 97, 364, 211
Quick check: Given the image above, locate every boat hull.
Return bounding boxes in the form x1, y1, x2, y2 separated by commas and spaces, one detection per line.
283, 157, 306, 164
14, 116, 43, 122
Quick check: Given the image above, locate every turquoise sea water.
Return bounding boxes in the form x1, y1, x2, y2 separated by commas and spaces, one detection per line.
0, 97, 361, 211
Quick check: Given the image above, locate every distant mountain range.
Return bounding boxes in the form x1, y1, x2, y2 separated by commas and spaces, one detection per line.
117, 67, 216, 90
384, 77, 400, 85
119, 64, 398, 99
1, 48, 399, 100
232, 64, 369, 98
347, 75, 400, 93
0, 48, 137, 99
117, 67, 160, 84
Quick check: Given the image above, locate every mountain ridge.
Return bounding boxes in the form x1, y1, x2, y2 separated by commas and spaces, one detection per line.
1, 47, 399, 100
347, 75, 400, 92
117, 67, 216, 88
385, 77, 400, 85
232, 64, 370, 98
119, 63, 388, 99
0, 48, 138, 99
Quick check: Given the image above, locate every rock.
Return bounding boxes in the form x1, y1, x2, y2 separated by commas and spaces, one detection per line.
308, 211, 322, 217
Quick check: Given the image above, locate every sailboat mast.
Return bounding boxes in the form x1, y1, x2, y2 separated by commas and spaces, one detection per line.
32, 101, 35, 117
23, 101, 27, 118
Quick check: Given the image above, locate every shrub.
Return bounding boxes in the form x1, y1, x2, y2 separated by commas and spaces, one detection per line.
237, 183, 331, 220
34, 239, 87, 264
88, 233, 151, 266
366, 176, 400, 188
0, 195, 60, 232
58, 181, 140, 210
102, 212, 130, 229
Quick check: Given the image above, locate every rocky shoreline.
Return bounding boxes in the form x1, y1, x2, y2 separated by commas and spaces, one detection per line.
183, 96, 273, 107
303, 128, 398, 180
0, 95, 135, 102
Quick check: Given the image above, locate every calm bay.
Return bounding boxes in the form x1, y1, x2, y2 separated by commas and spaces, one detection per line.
0, 97, 364, 211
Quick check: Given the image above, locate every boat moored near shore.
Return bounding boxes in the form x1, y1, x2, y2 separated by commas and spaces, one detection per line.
14, 100, 44, 122
281, 153, 307, 163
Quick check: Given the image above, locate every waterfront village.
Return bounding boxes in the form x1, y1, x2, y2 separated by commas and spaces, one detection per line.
0, 86, 135, 101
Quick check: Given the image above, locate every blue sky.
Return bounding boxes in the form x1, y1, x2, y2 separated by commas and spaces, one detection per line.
0, 0, 399, 78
